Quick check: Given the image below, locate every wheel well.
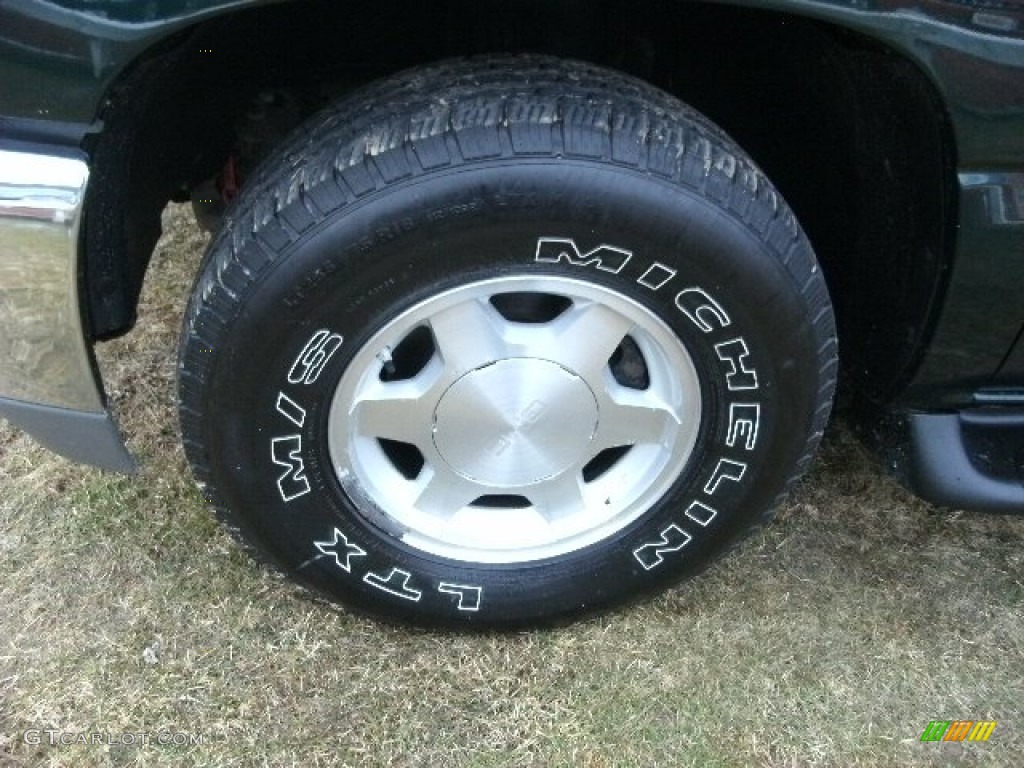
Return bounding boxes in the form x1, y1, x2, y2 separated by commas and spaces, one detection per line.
82, 0, 954, 404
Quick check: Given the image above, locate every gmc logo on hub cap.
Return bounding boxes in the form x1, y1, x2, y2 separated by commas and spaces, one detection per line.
488, 399, 549, 457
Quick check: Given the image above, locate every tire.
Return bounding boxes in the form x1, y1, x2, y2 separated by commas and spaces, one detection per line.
179, 56, 837, 627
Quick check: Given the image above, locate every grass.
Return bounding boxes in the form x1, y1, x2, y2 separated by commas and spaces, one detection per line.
1, 205, 1022, 767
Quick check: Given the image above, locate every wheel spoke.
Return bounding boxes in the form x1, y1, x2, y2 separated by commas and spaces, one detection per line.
528, 471, 588, 522
429, 298, 508, 375
350, 377, 436, 445
594, 388, 681, 450
412, 466, 481, 517
535, 301, 635, 378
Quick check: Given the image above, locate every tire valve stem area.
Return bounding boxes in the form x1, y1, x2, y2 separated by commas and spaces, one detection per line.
376, 346, 396, 377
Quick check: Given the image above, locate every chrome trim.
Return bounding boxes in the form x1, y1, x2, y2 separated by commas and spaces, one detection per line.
960, 172, 1024, 227
0, 149, 104, 411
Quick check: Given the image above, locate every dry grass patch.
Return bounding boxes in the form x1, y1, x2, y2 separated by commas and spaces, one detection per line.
1, 205, 1021, 767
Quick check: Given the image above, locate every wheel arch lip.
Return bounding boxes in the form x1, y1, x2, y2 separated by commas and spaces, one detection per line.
0, 144, 134, 471
1, 0, 1020, 135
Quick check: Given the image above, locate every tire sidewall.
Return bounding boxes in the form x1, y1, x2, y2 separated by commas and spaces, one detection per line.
199, 161, 819, 624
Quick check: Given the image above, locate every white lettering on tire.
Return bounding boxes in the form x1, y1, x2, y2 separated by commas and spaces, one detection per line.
438, 583, 483, 612
637, 262, 677, 290
715, 338, 759, 391
532, 236, 766, 575
287, 329, 343, 385
684, 500, 717, 527
633, 525, 692, 570
313, 528, 367, 572
270, 435, 311, 502
675, 287, 732, 333
704, 459, 747, 495
535, 237, 633, 274
363, 568, 423, 602
275, 391, 307, 428
726, 403, 760, 451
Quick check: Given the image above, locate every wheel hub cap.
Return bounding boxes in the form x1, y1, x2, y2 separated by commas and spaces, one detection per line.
432, 358, 599, 486
327, 275, 703, 563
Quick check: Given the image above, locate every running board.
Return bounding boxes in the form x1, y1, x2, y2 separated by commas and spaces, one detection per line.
906, 409, 1024, 513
